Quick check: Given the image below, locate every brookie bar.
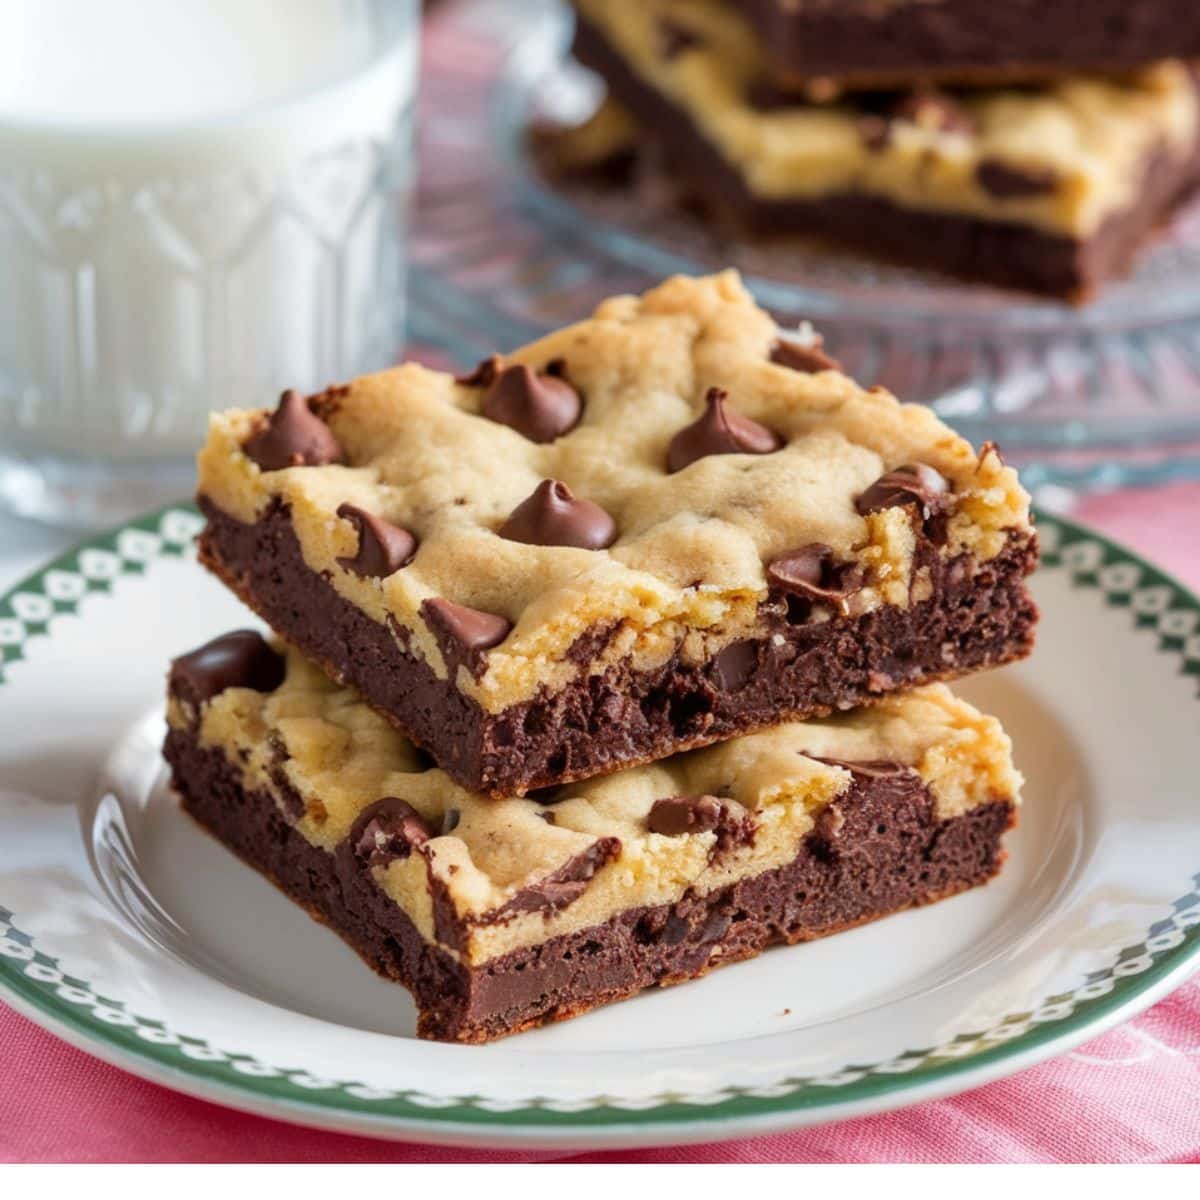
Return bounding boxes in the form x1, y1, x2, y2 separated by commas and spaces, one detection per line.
195, 272, 1037, 797
196, 273, 1038, 796
569, 0, 1200, 297
741, 0, 1200, 97
164, 632, 1022, 1043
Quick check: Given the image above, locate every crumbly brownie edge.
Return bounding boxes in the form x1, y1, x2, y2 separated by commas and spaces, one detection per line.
162, 722, 1016, 1044
741, 0, 1200, 93
572, 15, 1200, 298
197, 497, 1038, 798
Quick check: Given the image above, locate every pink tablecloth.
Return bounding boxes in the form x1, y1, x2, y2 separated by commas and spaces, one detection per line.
3, 483, 1200, 1163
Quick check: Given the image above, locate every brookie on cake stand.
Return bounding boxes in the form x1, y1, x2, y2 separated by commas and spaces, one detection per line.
410, 0, 1200, 493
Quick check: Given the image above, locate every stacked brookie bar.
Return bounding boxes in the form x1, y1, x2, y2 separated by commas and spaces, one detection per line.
164, 271, 1038, 1042
544, 0, 1200, 297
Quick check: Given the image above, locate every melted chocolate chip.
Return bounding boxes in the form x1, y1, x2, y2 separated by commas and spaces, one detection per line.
647, 794, 723, 837
855, 463, 951, 523
811, 802, 846, 860
486, 837, 621, 919
347, 797, 432, 869
976, 159, 1057, 198
810, 756, 912, 779
658, 17, 700, 59
647, 796, 757, 857
441, 808, 461, 835
503, 878, 588, 913
335, 504, 417, 578
455, 355, 501, 388
857, 114, 892, 152
667, 387, 783, 473
481, 363, 582, 443
498, 479, 617, 549
892, 90, 975, 136
242, 389, 342, 471
766, 543, 863, 617
421, 597, 512, 676
169, 631, 285, 704
770, 334, 842, 374
713, 640, 757, 692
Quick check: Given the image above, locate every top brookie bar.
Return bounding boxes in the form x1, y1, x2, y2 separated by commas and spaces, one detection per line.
742, 0, 1200, 98
196, 271, 1037, 798
569, 0, 1200, 297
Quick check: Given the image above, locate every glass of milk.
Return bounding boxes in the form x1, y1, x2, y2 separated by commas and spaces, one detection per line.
0, 0, 418, 526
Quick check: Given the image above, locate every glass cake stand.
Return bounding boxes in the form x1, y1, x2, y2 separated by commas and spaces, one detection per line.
411, 0, 1200, 490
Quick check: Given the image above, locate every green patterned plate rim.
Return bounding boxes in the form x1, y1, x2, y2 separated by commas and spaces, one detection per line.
1, 501, 1199, 1141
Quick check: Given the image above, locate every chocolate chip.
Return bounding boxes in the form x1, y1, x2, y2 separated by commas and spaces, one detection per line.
976, 159, 1057, 198
770, 333, 841, 374
335, 504, 417, 578
265, 731, 303, 817
486, 837, 621, 919
766, 543, 863, 617
699, 904, 733, 944
745, 76, 796, 111
455, 354, 501, 388
855, 463, 950, 523
347, 797, 432, 869
441, 808, 461, 835
647, 798, 756, 859
498, 479, 617, 549
713, 640, 757, 691
810, 802, 846, 863
422, 597, 512, 675
169, 631, 285, 704
658, 17, 700, 59
809, 756, 912, 779
667, 387, 782, 473
243, 389, 342, 471
660, 913, 691, 946
647, 795, 724, 837
892, 89, 975, 136
502, 878, 589, 913
857, 115, 892, 152
481, 363, 582, 443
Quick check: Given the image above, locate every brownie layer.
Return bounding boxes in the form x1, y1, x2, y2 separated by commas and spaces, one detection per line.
572, 16, 1200, 297
743, 0, 1200, 94
164, 722, 1015, 1043
198, 497, 1037, 799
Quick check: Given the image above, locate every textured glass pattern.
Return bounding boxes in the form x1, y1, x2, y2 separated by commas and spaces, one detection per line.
0, 117, 411, 462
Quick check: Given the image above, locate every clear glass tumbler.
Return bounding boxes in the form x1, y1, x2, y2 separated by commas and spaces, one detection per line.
0, 0, 418, 527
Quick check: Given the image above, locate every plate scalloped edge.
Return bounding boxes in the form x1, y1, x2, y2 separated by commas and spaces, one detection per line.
1, 503, 1200, 1143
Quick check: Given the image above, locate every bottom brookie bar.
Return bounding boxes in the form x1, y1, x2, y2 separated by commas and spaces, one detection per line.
164, 632, 1021, 1044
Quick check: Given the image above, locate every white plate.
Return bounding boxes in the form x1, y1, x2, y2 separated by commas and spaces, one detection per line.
1, 505, 1199, 1150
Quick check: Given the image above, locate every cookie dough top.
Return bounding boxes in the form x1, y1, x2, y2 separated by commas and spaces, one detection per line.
199, 271, 1031, 713
573, 0, 1197, 237
171, 636, 1020, 965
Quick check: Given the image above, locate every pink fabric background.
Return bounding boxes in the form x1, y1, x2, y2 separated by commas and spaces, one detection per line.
2, 483, 1199, 1163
